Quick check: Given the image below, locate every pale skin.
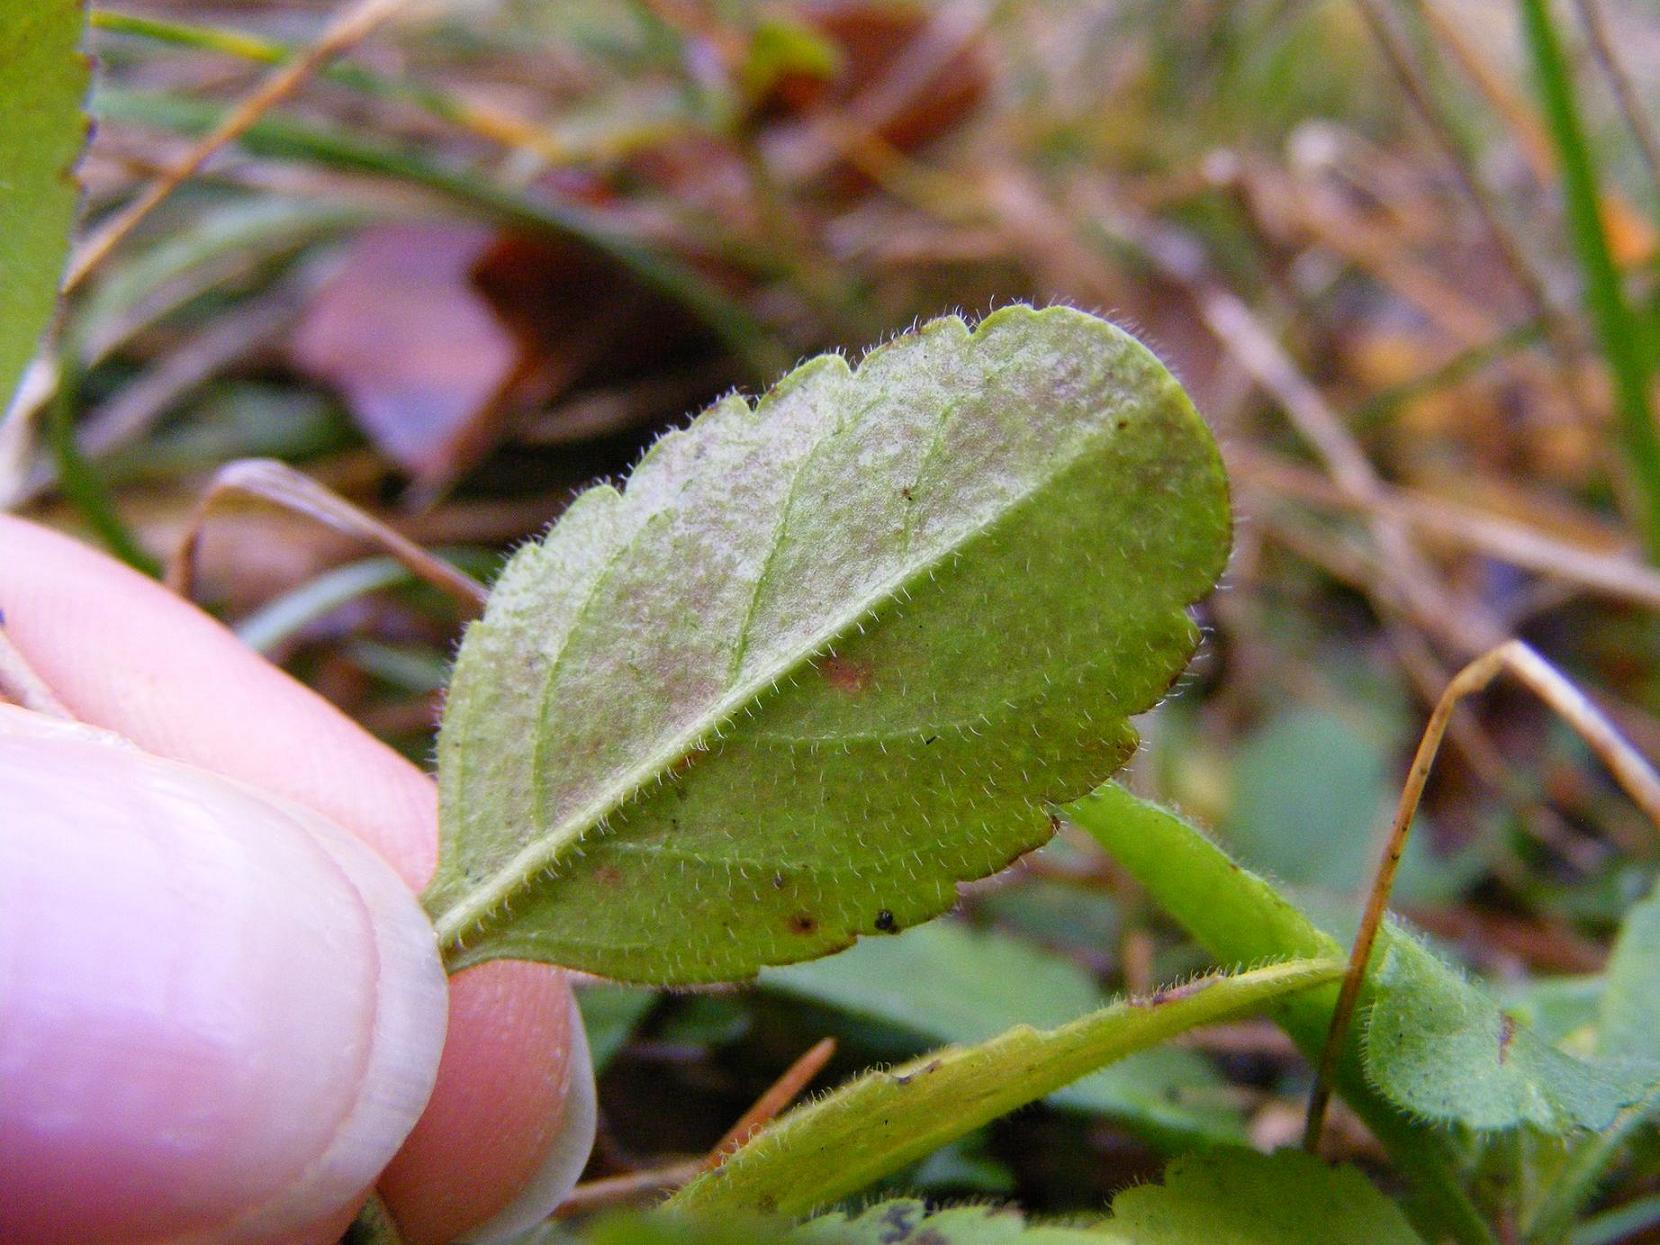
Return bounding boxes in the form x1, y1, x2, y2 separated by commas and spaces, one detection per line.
0, 514, 588, 1245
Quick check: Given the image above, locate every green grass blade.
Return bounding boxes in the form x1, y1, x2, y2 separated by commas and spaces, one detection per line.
1518, 0, 1660, 562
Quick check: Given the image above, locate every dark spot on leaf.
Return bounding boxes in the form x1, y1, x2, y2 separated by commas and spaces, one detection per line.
923, 734, 939, 745
789, 913, 818, 935
892, 1058, 943, 1086
1115, 418, 1128, 430
874, 908, 896, 932
1146, 973, 1219, 1006
772, 871, 786, 890
593, 865, 623, 886
900, 486, 915, 502
1498, 1013, 1517, 1065
820, 654, 872, 693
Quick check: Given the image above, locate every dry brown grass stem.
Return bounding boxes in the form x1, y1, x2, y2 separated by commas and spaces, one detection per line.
65, 0, 412, 292
1232, 446, 1660, 612
1304, 639, 1660, 1152
702, 1037, 838, 1171
0, 632, 73, 719
1573, 0, 1660, 200
167, 458, 488, 611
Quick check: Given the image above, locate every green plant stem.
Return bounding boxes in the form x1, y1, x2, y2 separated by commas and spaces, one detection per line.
90, 88, 788, 380
1518, 0, 1660, 562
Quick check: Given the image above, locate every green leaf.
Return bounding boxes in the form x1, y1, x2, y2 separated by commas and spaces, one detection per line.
1064, 782, 1492, 1245
792, 1201, 1117, 1244
428, 306, 1230, 983
0, 0, 88, 410
528, 1203, 1119, 1245
1599, 884, 1660, 1063
763, 919, 1244, 1146
1106, 1150, 1422, 1244
1365, 946, 1653, 1133
668, 958, 1339, 1217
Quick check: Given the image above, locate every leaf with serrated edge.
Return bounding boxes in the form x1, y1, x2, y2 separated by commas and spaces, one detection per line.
668, 958, 1339, 1218
429, 306, 1229, 982
1, 0, 87, 409
1366, 945, 1655, 1131
1107, 1150, 1422, 1244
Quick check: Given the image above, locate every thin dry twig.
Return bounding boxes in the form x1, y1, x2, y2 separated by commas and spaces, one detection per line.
1363, 0, 1563, 333
1572, 0, 1660, 202
167, 458, 488, 612
1231, 446, 1660, 612
1303, 639, 1660, 1152
702, 1036, 838, 1171
65, 0, 411, 292
0, 630, 73, 719
551, 1160, 704, 1219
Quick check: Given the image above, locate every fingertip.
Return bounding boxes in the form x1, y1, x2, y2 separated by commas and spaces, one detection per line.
0, 710, 448, 1244
378, 961, 594, 1245
0, 514, 439, 889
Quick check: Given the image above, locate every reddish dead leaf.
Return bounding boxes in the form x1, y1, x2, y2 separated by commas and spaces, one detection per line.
291, 222, 725, 500
291, 222, 515, 481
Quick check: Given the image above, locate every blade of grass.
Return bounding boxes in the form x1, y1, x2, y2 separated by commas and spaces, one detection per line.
44, 376, 160, 576
91, 10, 583, 167
1518, 0, 1660, 563
90, 86, 788, 379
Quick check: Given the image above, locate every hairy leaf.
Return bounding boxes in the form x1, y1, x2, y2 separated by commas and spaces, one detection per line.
1064, 783, 1491, 1245
764, 919, 1244, 1145
1107, 1150, 1421, 1244
1366, 946, 1653, 1132
668, 958, 1339, 1217
793, 1202, 1116, 1244
520, 1203, 1118, 1245
429, 306, 1230, 982
0, 0, 87, 409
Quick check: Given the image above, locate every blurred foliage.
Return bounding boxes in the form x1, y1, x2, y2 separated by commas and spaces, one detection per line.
11, 0, 1660, 1237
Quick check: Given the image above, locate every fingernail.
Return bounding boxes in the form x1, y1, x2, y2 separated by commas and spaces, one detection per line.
0, 709, 448, 1245
458, 989, 597, 1244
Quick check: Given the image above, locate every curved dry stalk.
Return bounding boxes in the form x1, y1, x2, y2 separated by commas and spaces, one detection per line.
1303, 640, 1660, 1152
703, 1036, 837, 1171
0, 629, 73, 718
66, 0, 410, 292
168, 458, 487, 612
549, 1035, 837, 1219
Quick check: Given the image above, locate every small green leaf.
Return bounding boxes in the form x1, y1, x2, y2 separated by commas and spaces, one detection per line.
1599, 884, 1660, 1063
429, 306, 1230, 983
1107, 1150, 1422, 1244
763, 919, 1244, 1146
1, 0, 88, 410
1366, 946, 1653, 1132
668, 958, 1339, 1217
793, 1201, 1117, 1244
532, 1203, 1119, 1245
1064, 783, 1491, 1245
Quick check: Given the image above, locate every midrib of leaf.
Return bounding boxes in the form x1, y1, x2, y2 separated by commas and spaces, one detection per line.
431, 367, 1168, 953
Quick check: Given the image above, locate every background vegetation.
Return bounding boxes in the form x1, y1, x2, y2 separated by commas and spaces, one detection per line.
11, 0, 1660, 1238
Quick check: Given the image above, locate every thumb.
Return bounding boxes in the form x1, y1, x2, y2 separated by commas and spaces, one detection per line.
0, 707, 448, 1245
